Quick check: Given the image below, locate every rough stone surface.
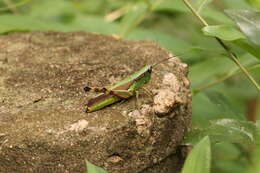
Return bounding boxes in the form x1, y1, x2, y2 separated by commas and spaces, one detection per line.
0, 31, 191, 173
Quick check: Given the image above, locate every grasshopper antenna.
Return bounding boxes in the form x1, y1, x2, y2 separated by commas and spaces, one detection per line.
150, 32, 190, 67
152, 52, 188, 67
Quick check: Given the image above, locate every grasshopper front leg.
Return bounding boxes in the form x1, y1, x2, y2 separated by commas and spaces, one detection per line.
112, 90, 142, 113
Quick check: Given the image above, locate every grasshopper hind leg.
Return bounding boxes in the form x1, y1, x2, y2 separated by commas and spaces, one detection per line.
83, 86, 108, 93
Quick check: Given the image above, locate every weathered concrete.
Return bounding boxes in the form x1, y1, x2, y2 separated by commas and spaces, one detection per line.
0, 31, 191, 173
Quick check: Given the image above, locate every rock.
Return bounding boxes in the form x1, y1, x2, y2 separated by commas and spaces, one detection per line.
0, 31, 191, 173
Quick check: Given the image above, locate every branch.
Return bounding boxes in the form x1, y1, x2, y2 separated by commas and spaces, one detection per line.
182, 0, 260, 91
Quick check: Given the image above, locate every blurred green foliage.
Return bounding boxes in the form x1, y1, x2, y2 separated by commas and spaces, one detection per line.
182, 136, 211, 173
86, 160, 107, 173
0, 0, 259, 173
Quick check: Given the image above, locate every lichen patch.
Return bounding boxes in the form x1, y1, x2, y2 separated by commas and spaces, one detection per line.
68, 119, 89, 132
128, 105, 153, 137
162, 73, 180, 92
153, 89, 176, 115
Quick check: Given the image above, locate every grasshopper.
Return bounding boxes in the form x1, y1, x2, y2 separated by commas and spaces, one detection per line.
84, 55, 179, 112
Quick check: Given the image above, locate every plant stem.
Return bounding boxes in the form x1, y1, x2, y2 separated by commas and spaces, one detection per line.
193, 64, 260, 95
182, 0, 260, 91
182, 0, 208, 26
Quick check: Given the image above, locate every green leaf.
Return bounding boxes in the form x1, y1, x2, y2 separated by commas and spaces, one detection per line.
215, 160, 248, 173
225, 9, 260, 46
204, 91, 243, 117
212, 142, 240, 161
190, 53, 259, 89
221, 0, 252, 9
185, 119, 256, 150
86, 160, 107, 173
154, 1, 232, 24
154, 0, 212, 13
233, 39, 260, 59
249, 120, 260, 173
221, 73, 260, 100
192, 91, 244, 127
120, 2, 149, 37
202, 8, 233, 24
211, 142, 247, 173
189, 56, 234, 89
202, 25, 246, 41
181, 136, 211, 173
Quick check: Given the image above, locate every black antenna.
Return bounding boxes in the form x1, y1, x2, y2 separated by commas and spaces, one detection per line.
149, 32, 194, 67
152, 52, 188, 67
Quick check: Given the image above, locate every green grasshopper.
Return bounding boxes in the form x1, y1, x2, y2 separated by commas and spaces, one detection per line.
84, 55, 179, 112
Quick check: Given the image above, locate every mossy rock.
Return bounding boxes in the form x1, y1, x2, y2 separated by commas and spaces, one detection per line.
0, 31, 191, 173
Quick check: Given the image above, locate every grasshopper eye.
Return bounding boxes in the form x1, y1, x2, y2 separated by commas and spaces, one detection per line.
86, 107, 90, 113
148, 68, 152, 73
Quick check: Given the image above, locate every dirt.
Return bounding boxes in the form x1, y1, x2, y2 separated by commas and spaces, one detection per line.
0, 31, 191, 173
